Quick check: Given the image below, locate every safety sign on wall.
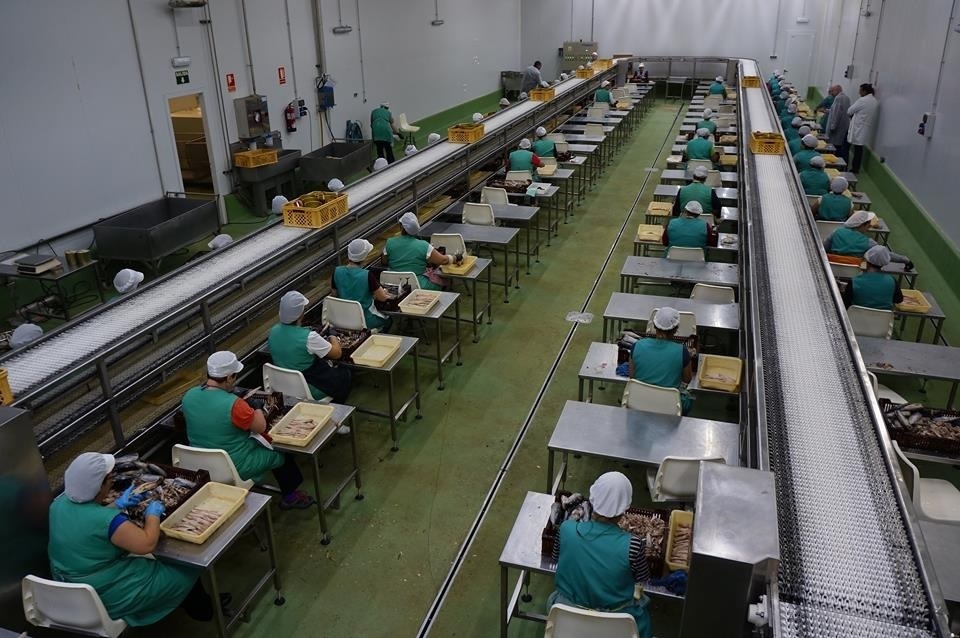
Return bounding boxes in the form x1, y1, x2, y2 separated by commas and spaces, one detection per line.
225, 73, 236, 92
175, 69, 190, 85
278, 66, 287, 85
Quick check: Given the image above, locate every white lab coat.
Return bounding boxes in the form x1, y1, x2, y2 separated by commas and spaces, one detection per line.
846, 94, 878, 145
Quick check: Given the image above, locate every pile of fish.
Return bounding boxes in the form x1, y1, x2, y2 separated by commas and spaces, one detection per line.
669, 523, 692, 566
272, 417, 320, 440
548, 492, 593, 527
619, 510, 667, 560
103, 454, 198, 523
882, 403, 960, 441
169, 506, 221, 536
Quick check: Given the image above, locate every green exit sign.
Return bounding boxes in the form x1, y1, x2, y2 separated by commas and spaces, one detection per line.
175, 70, 190, 85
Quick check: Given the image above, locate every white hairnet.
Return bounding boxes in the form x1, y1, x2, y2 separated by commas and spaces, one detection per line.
773, 69, 781, 75
279, 291, 309, 324
830, 176, 849, 194
207, 350, 243, 377
798, 125, 811, 136
400, 211, 420, 235
373, 157, 388, 172
715, 76, 724, 82
845, 210, 876, 228
271, 195, 289, 215
535, 126, 547, 138
589, 471, 632, 518
9, 323, 43, 349
208, 233, 233, 250
791, 116, 803, 127
519, 138, 531, 150
380, 101, 390, 108
327, 178, 344, 192
559, 73, 568, 80
653, 306, 681, 331
601, 80, 610, 88
64, 453, 115, 503
499, 98, 510, 107
577, 65, 585, 70
113, 268, 144, 294
405, 144, 418, 156
427, 133, 441, 144
693, 165, 709, 179
865, 245, 892, 268
802, 134, 819, 148
347, 238, 373, 263
809, 156, 826, 168
472, 113, 483, 123
702, 108, 713, 118
779, 91, 789, 99
697, 127, 711, 138
787, 104, 797, 113
518, 92, 528, 100
684, 200, 704, 215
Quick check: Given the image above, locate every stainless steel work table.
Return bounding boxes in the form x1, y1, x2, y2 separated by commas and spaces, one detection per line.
671, 144, 737, 156
537, 168, 577, 225
883, 261, 920, 289
340, 335, 421, 450
619, 255, 740, 293
893, 291, 947, 344
443, 256, 492, 343
566, 143, 600, 191
448, 201, 544, 269
665, 76, 688, 100
383, 291, 462, 390
419, 221, 520, 302
558, 123, 622, 152
654, 184, 737, 206
660, 169, 739, 187
602, 292, 741, 341
634, 232, 739, 260
918, 520, 960, 617
506, 184, 561, 239
547, 400, 741, 493
560, 133, 609, 168
850, 191, 872, 210
858, 336, 960, 410
154, 492, 281, 638
272, 402, 362, 544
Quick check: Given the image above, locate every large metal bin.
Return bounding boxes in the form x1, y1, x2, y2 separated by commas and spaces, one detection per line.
235, 148, 302, 183
299, 141, 373, 184
93, 196, 219, 268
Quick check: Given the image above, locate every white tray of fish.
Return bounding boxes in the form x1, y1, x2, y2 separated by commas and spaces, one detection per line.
160, 482, 247, 544
269, 402, 336, 446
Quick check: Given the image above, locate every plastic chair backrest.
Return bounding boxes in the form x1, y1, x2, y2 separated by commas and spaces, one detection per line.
816, 220, 842, 242
848, 305, 894, 339
544, 603, 639, 638
719, 104, 735, 114
506, 170, 533, 182
703, 95, 722, 109
546, 133, 566, 143
690, 283, 736, 304
398, 113, 409, 128
891, 440, 919, 501
324, 296, 367, 331
398, 113, 418, 131
621, 379, 682, 415
380, 270, 420, 291
829, 261, 863, 279
22, 575, 127, 637
705, 170, 722, 188
666, 247, 706, 262
462, 202, 496, 226
480, 186, 510, 205
585, 123, 604, 137
587, 107, 606, 118
554, 141, 570, 154
655, 457, 725, 500
430, 233, 468, 258
592, 101, 610, 112
262, 363, 312, 400
541, 156, 557, 166
645, 308, 697, 338
172, 444, 254, 489
717, 116, 735, 128
686, 159, 713, 177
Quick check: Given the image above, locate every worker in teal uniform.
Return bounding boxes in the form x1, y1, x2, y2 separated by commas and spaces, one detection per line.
673, 166, 721, 215
268, 291, 351, 405
823, 211, 913, 267
812, 177, 853, 221
800, 155, 831, 196
508, 138, 544, 172
815, 90, 836, 131
780, 103, 799, 130
595, 80, 613, 104
694, 108, 717, 136
383, 212, 457, 291
370, 101, 398, 164
662, 201, 718, 249
683, 129, 717, 164
842, 245, 903, 310
532, 126, 555, 157
547, 472, 652, 638
48, 453, 217, 626
182, 351, 315, 509
708, 75, 727, 98
768, 69, 782, 92
793, 134, 821, 172
628, 306, 694, 414
788, 124, 812, 155
774, 91, 789, 114
332, 239, 392, 331
784, 117, 804, 143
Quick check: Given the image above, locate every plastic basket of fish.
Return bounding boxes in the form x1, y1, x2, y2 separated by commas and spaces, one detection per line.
895, 289, 932, 314
269, 402, 336, 447
0, 368, 11, 406
103, 457, 210, 525
398, 289, 442, 316
447, 123, 485, 144
636, 224, 663, 243
740, 76, 761, 88
664, 509, 694, 572
880, 400, 960, 457
233, 149, 278, 168
160, 482, 248, 544
575, 68, 595, 79
351, 334, 403, 368
697, 354, 742, 393
440, 254, 477, 275
749, 132, 785, 155
282, 191, 349, 230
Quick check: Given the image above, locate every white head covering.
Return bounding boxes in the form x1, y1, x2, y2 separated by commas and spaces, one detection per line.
798, 125, 811, 136
327, 178, 345, 192
577, 65, 585, 70
380, 101, 390, 108
499, 98, 510, 107
702, 108, 713, 118
591, 51, 598, 58
279, 291, 309, 324
715, 75, 724, 82
208, 233, 233, 250
601, 80, 610, 88
802, 134, 819, 148
586, 62, 593, 68
779, 91, 789, 100
400, 211, 420, 235
472, 112, 483, 123
589, 472, 632, 518
684, 200, 704, 216
347, 238, 373, 263
653, 306, 681, 331
787, 104, 797, 114
844, 210, 876, 228
535, 126, 547, 138
373, 157, 388, 172
791, 116, 803, 127
809, 155, 826, 169
773, 69, 781, 75
427, 132, 441, 144
519, 138, 531, 150
207, 350, 244, 377
64, 453, 115, 503
9, 323, 42, 349
113, 268, 144, 294
405, 144, 418, 156
696, 127, 711, 138
559, 73, 568, 80
692, 165, 709, 179
865, 245, 892, 268
830, 176, 848, 194
518, 92, 528, 100
271, 195, 289, 215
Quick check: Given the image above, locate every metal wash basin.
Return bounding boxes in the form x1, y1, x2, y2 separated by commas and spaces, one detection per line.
235, 148, 302, 183
299, 141, 373, 183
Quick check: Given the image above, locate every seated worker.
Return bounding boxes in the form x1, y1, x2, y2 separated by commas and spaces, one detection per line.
332, 239, 392, 331
784, 116, 804, 143
800, 155, 830, 196
547, 472, 652, 638
628, 307, 693, 414
383, 212, 457, 291
662, 201, 718, 249
683, 128, 717, 163
788, 124, 812, 155
48, 453, 215, 627
780, 103, 798, 129
631, 63, 649, 83
498, 97, 510, 110
824, 211, 914, 267
792, 134, 821, 172
773, 90, 788, 113
842, 245, 903, 311
372, 157, 389, 173
268, 290, 351, 403
673, 166, 721, 216
532, 126, 555, 157
508, 138, 544, 172
182, 351, 315, 509
694, 108, 717, 136
594, 80, 613, 104
9, 322, 43, 349
708, 75, 727, 97
812, 177, 853, 221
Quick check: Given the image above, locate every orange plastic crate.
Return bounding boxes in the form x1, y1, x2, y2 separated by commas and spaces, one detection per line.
749, 132, 785, 155
740, 76, 761, 88
575, 68, 595, 79
447, 123, 485, 144
529, 87, 556, 101
281, 191, 349, 229
233, 149, 278, 168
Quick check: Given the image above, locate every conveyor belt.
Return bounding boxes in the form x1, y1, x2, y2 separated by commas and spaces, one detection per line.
738, 59, 949, 636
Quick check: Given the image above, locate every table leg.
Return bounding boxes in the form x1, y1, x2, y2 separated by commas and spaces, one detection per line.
435, 316, 444, 390
413, 344, 422, 417
916, 317, 926, 343
500, 565, 510, 638
525, 222, 531, 275
933, 318, 945, 345
578, 377, 584, 401
205, 566, 227, 638
454, 297, 462, 365
514, 239, 520, 290
471, 278, 480, 342
948, 382, 958, 410
487, 265, 493, 322
312, 453, 331, 544
388, 370, 398, 451
547, 449, 555, 493
349, 414, 363, 496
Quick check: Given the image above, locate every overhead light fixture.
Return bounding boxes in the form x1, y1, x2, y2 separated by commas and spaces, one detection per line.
431, 19, 445, 26
332, 25, 353, 34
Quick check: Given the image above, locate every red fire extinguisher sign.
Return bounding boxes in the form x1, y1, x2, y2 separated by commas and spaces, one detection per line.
278, 67, 287, 85
225, 73, 236, 92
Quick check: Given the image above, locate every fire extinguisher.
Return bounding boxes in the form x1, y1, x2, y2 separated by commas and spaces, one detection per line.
285, 104, 297, 132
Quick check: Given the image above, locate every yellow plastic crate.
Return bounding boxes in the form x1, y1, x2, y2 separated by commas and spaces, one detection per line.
529, 87, 556, 101
896, 289, 932, 314
537, 164, 557, 177
575, 68, 594, 79
270, 402, 335, 447
441, 255, 477, 275
281, 191, 349, 229
749, 132, 785, 155
0, 369, 11, 406
160, 482, 247, 544
636, 224, 663, 242
233, 149, 278, 168
740, 76, 761, 88
665, 509, 694, 572
448, 123, 484, 144
821, 153, 840, 164
698, 354, 743, 393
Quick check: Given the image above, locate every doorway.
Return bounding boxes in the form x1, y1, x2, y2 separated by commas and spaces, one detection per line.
168, 94, 215, 198
784, 31, 817, 98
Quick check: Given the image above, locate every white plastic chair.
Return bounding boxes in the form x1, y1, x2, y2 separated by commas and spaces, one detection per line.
262, 363, 334, 404
462, 202, 496, 226
480, 186, 510, 205
647, 456, 725, 502
645, 308, 697, 338
430, 233, 468, 258
587, 107, 606, 118
719, 104, 735, 115
592, 102, 610, 112
705, 170, 722, 188
816, 220, 843, 242
172, 444, 255, 489
690, 283, 736, 303
22, 575, 127, 637
848, 305, 894, 339
546, 133, 566, 143
585, 123, 604, 137
544, 603, 638, 638
380, 270, 420, 291
506, 170, 533, 182
540, 156, 558, 166
621, 379, 682, 416
829, 261, 863, 279
397, 113, 419, 145
866, 370, 908, 405
686, 159, 713, 176
666, 247, 706, 262
554, 141, 570, 154
324, 296, 367, 330
892, 441, 960, 522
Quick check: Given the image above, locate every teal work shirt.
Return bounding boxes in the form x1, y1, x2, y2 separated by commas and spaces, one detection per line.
631, 338, 684, 389
851, 271, 897, 310
800, 168, 830, 196
784, 127, 800, 143
788, 137, 804, 155
817, 94, 835, 130
827, 227, 871, 256
818, 193, 852, 221
555, 520, 636, 612
695, 119, 716, 135
685, 138, 714, 161
48, 496, 199, 627
708, 82, 725, 95
793, 149, 821, 172
594, 88, 612, 103
509, 149, 536, 172
780, 113, 797, 130
677, 181, 713, 214
370, 107, 394, 143
385, 235, 442, 291
267, 323, 324, 399
531, 139, 555, 157
666, 217, 708, 248
333, 265, 388, 329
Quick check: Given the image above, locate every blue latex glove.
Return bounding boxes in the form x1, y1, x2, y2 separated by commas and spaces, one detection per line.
616, 362, 630, 377
114, 485, 145, 510
144, 500, 165, 520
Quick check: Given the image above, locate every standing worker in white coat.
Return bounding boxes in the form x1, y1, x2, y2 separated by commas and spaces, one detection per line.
847, 83, 878, 174
521, 61, 544, 94
826, 85, 852, 162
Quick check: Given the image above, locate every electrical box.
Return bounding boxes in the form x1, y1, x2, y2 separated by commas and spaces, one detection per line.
918, 112, 936, 139
560, 41, 598, 73
317, 85, 335, 110
234, 94, 270, 139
